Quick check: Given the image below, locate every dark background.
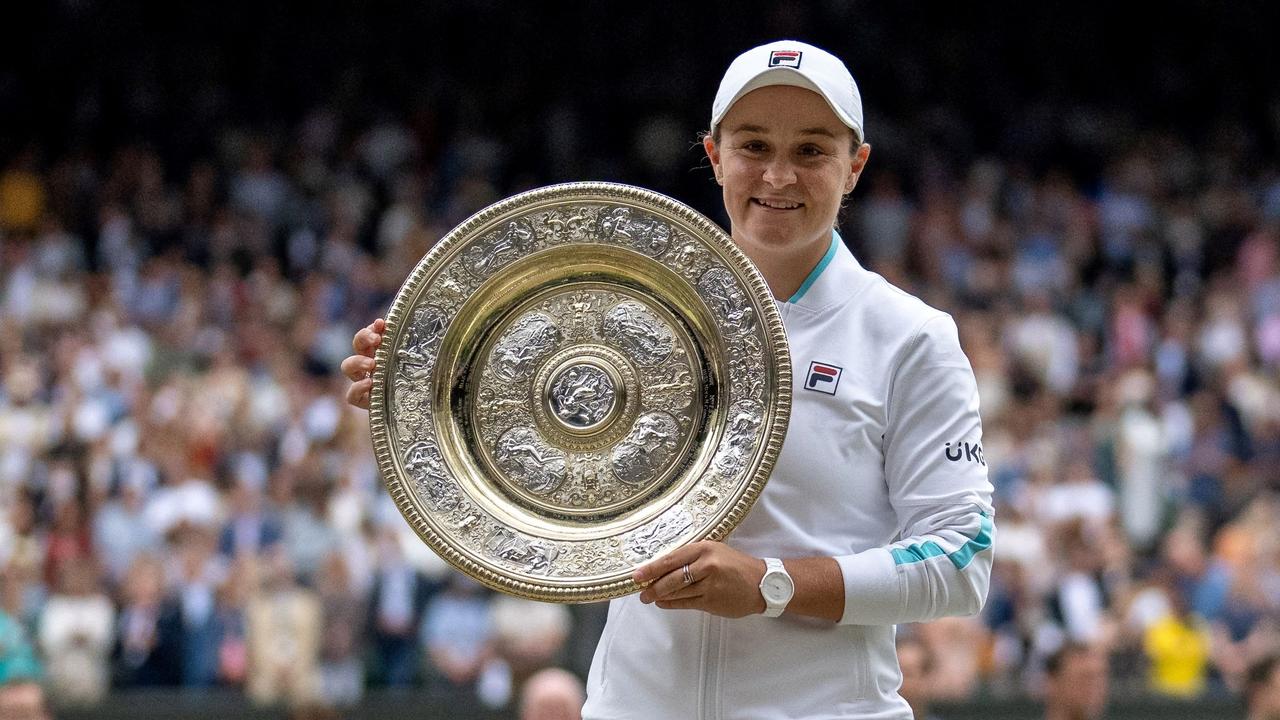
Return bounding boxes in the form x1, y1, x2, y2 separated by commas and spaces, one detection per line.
6, 1, 1279, 230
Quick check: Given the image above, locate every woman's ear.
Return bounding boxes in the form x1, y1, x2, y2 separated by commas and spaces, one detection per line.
845, 142, 872, 194
703, 134, 723, 185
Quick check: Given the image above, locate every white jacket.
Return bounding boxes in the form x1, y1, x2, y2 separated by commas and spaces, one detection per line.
582, 232, 995, 720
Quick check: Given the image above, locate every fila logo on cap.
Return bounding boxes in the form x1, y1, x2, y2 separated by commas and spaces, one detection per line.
805, 361, 842, 395
768, 50, 802, 68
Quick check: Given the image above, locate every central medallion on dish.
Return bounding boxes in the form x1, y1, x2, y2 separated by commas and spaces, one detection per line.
471, 288, 704, 518
546, 361, 621, 433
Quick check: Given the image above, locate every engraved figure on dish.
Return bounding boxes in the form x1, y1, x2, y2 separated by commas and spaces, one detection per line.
405, 442, 459, 511
418, 474, 461, 513
549, 365, 616, 428
496, 427, 567, 494
463, 219, 537, 276
713, 401, 764, 476
395, 305, 449, 380
601, 301, 673, 367
598, 207, 673, 257
697, 267, 756, 334
610, 411, 680, 486
625, 508, 694, 562
487, 527, 561, 574
405, 441, 447, 480
645, 364, 694, 410
490, 312, 561, 382
669, 241, 702, 274
399, 305, 448, 361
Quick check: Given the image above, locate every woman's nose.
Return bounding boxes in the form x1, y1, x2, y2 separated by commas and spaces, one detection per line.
762, 157, 797, 187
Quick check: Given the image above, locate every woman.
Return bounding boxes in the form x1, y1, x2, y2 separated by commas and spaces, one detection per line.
342, 40, 994, 719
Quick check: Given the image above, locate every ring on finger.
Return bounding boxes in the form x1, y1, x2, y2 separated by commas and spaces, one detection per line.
682, 564, 694, 586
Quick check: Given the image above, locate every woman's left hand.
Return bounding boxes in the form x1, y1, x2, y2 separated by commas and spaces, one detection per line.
634, 541, 767, 618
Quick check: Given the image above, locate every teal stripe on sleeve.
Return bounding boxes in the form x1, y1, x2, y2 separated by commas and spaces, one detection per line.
891, 512, 994, 570
891, 542, 947, 565
946, 514, 994, 570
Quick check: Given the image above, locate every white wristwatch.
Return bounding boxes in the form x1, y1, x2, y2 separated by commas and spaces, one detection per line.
759, 557, 794, 617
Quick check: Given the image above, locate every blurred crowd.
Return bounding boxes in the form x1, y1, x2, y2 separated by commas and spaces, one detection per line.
0, 120, 599, 716
2, 36, 1280, 720
869, 126, 1280, 713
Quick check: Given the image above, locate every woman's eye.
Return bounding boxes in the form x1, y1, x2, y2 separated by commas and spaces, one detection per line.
799, 145, 825, 156
742, 141, 767, 152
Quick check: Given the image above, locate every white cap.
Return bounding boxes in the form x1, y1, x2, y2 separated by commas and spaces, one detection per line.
711, 40, 864, 145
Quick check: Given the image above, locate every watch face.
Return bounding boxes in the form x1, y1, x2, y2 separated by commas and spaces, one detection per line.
763, 571, 794, 603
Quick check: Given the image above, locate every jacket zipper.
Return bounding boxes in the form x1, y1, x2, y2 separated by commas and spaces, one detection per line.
699, 614, 723, 720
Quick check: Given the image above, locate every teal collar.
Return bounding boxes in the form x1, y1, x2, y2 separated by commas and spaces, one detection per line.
785, 230, 841, 304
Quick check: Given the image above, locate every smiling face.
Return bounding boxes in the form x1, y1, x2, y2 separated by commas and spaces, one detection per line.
705, 84, 870, 260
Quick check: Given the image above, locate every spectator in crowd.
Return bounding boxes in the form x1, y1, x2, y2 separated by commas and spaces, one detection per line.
1113, 370, 1169, 553
93, 466, 160, 587
218, 460, 282, 560
211, 557, 254, 687
1143, 576, 1213, 698
896, 633, 942, 720
1042, 642, 1109, 720
42, 496, 91, 592
1, 493, 45, 630
1, 598, 50, 720
519, 667, 585, 720
489, 595, 572, 703
1050, 521, 1112, 646
279, 474, 340, 586
914, 616, 987, 703
246, 551, 321, 706
419, 572, 493, 696
114, 554, 182, 687
172, 526, 228, 687
36, 556, 114, 705
367, 528, 431, 687
1161, 516, 1232, 627
315, 552, 366, 707
0, 608, 42, 691
1247, 654, 1280, 720
0, 680, 51, 720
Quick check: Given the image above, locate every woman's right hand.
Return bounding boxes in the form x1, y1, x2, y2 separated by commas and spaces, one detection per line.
341, 318, 386, 409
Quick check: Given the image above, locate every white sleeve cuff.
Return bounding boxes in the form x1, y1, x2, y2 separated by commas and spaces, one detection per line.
834, 548, 903, 626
